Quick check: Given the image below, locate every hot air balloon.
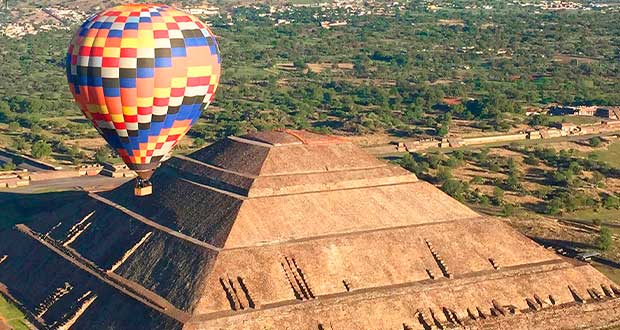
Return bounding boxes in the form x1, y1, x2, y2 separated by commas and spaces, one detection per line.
66, 4, 221, 196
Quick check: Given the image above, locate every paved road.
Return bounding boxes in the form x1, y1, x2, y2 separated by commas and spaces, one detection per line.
366, 131, 620, 156
1, 175, 131, 194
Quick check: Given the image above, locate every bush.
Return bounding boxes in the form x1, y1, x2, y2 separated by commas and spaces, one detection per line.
545, 198, 563, 215
603, 195, 620, 209
524, 155, 540, 166
11, 137, 27, 151
492, 186, 504, 206
30, 124, 42, 135
31, 140, 52, 159
7, 121, 20, 132
193, 137, 206, 148
501, 204, 516, 217
589, 137, 602, 147
444, 155, 463, 168
0, 160, 16, 171
470, 176, 484, 185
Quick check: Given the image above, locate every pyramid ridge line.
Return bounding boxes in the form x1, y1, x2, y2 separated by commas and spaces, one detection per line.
182, 174, 421, 200
173, 153, 395, 178
180, 178, 249, 200
170, 158, 417, 198
227, 136, 276, 148
220, 216, 485, 251
174, 155, 257, 179
246, 179, 420, 198
14, 224, 191, 323
256, 164, 391, 178
88, 192, 223, 252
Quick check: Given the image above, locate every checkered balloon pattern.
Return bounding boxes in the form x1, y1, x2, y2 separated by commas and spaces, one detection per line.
66, 4, 221, 171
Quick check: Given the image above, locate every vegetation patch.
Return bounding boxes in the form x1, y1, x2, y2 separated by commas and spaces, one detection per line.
0, 295, 29, 330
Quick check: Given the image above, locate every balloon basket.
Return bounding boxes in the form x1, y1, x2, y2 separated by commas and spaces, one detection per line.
134, 185, 153, 197
134, 177, 153, 197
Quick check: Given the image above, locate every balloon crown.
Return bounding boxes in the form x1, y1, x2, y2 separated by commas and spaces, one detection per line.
66, 4, 221, 196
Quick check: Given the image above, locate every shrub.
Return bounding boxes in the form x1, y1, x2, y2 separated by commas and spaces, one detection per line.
193, 137, 206, 148
1, 160, 16, 171
502, 204, 516, 217
492, 186, 504, 206
470, 176, 484, 185
524, 155, 540, 166
603, 195, 620, 209
7, 121, 20, 132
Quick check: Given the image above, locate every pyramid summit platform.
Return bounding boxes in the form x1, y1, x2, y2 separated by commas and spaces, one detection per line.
1, 130, 619, 330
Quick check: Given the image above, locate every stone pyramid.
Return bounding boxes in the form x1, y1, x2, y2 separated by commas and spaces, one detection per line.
0, 130, 619, 330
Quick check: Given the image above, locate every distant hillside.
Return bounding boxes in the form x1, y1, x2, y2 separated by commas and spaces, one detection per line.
6, 0, 301, 12
8, 0, 216, 11
5, 0, 262, 11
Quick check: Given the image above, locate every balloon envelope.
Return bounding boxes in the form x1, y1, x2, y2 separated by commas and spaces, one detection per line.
66, 4, 221, 174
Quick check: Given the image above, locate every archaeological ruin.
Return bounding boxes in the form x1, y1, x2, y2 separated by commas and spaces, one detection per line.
0, 130, 619, 330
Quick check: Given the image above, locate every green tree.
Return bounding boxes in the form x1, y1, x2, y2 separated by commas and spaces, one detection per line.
436, 166, 452, 183
598, 227, 612, 251
31, 140, 52, 159
479, 194, 490, 206
436, 124, 449, 137
11, 137, 27, 151
94, 146, 111, 164
399, 153, 428, 176
441, 179, 468, 202
603, 195, 620, 209
589, 137, 602, 147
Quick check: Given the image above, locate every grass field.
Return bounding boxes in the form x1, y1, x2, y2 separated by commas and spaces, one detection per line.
548, 115, 603, 125
0, 295, 29, 330
593, 263, 620, 285
565, 208, 620, 224
592, 141, 620, 168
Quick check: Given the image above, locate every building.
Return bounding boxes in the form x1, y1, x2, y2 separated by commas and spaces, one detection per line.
577, 106, 598, 116
560, 122, 580, 134
320, 20, 348, 29
596, 107, 620, 120
0, 130, 619, 330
